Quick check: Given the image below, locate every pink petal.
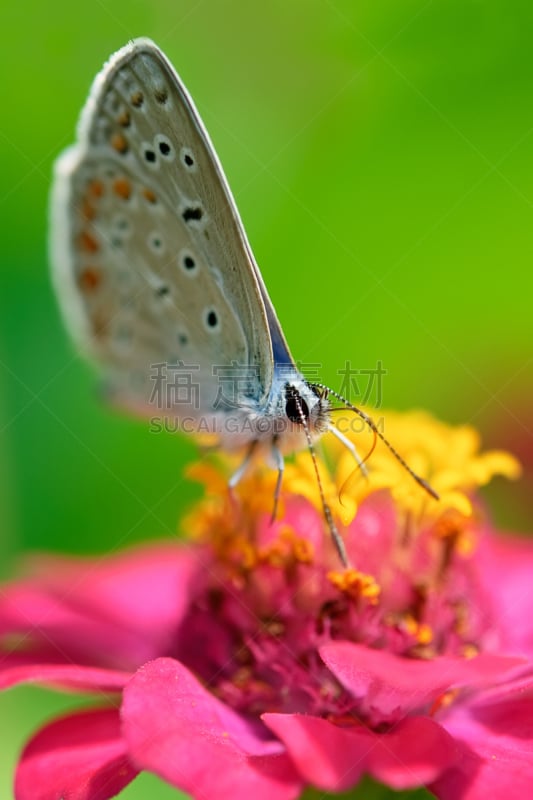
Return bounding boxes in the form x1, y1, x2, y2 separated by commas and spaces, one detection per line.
344, 494, 397, 577
15, 708, 137, 800
122, 657, 302, 800
0, 585, 144, 671
263, 712, 457, 791
0, 657, 130, 692
432, 693, 533, 799
33, 544, 201, 633
464, 671, 533, 706
476, 531, 533, 657
0, 544, 202, 669
320, 642, 524, 721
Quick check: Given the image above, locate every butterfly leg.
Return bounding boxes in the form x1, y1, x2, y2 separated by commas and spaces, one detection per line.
270, 437, 284, 523
228, 440, 258, 490
327, 424, 369, 477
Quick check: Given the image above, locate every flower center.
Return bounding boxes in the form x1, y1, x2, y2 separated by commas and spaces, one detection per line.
179, 411, 520, 722
175, 498, 490, 720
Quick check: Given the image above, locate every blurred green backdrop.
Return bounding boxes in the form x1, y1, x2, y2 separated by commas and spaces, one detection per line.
1, 1, 532, 797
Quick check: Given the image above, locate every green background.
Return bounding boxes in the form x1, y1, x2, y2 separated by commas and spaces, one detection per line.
1, 1, 532, 797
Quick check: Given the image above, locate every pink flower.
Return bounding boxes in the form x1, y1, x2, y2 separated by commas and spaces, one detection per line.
1, 411, 532, 800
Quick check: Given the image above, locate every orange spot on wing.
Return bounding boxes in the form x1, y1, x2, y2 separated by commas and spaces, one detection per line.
111, 133, 129, 154
88, 180, 104, 197
117, 110, 131, 127
79, 231, 99, 253
113, 178, 131, 200
81, 200, 96, 221
142, 188, 157, 204
130, 91, 144, 108
79, 267, 102, 291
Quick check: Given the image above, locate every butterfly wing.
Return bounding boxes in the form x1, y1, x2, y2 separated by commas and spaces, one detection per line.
51, 38, 294, 420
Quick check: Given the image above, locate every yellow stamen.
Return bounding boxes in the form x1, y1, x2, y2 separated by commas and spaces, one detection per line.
461, 643, 479, 659
328, 568, 381, 604
259, 525, 314, 567
433, 509, 477, 561
401, 615, 433, 645
184, 409, 521, 577
416, 623, 434, 645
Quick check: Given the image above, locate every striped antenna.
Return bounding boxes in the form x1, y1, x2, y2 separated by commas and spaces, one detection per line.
313, 385, 440, 501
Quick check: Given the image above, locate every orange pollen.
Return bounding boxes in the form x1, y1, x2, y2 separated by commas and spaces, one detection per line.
430, 688, 460, 717
231, 667, 252, 688
452, 601, 470, 636
293, 538, 314, 563
434, 509, 469, 542
258, 526, 313, 567
264, 621, 285, 637
113, 178, 132, 200
328, 567, 381, 604
461, 643, 479, 659
130, 91, 144, 108
111, 133, 129, 154
79, 231, 99, 253
215, 532, 257, 571
416, 623, 434, 645
403, 615, 418, 636
78, 267, 102, 291
434, 511, 477, 561
238, 541, 257, 570
401, 614, 433, 645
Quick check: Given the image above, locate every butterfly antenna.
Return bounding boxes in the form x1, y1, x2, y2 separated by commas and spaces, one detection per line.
336, 425, 378, 505
315, 385, 439, 501
293, 393, 350, 568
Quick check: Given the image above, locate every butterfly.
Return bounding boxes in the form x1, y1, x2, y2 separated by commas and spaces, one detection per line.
50, 38, 437, 565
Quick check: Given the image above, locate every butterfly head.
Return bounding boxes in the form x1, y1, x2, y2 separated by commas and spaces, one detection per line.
283, 381, 330, 439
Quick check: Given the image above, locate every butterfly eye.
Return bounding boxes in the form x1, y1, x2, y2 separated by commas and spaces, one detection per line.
285, 393, 309, 424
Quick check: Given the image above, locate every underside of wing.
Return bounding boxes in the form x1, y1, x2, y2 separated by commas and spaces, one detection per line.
50, 38, 289, 418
